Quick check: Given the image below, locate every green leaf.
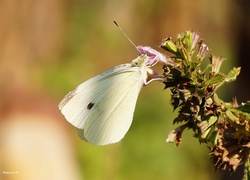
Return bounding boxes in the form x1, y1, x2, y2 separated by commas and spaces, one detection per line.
206, 73, 226, 86
226, 67, 241, 82
200, 116, 217, 139
161, 38, 178, 54
237, 102, 250, 113
184, 31, 193, 52
225, 110, 238, 122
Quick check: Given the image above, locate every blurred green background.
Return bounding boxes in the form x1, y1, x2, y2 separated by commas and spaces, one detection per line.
0, 0, 249, 180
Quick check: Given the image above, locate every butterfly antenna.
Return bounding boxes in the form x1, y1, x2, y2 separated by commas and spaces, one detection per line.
113, 21, 140, 53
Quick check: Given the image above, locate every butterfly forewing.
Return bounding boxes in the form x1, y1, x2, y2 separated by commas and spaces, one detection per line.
59, 63, 136, 127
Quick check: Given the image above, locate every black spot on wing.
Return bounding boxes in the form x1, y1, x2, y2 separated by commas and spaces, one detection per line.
87, 102, 95, 110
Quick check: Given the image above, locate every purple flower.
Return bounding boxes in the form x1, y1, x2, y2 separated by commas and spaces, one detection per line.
137, 46, 168, 66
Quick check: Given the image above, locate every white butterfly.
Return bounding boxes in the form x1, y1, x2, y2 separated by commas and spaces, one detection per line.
58, 46, 167, 145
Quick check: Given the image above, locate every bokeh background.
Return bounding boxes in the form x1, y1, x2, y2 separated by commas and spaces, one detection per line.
0, 0, 249, 180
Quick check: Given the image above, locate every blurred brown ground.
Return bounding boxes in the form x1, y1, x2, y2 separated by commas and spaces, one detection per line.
0, 1, 81, 179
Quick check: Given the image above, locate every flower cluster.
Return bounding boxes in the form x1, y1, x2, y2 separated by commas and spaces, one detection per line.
160, 31, 250, 176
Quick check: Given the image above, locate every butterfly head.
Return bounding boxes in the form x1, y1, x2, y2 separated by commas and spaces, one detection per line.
131, 54, 148, 68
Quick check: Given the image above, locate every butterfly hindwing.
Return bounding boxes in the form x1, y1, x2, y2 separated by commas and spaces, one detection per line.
78, 70, 144, 145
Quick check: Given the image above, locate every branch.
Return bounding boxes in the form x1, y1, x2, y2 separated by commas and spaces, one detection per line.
161, 31, 250, 178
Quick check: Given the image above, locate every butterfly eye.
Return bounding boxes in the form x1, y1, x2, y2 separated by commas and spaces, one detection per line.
131, 60, 139, 67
